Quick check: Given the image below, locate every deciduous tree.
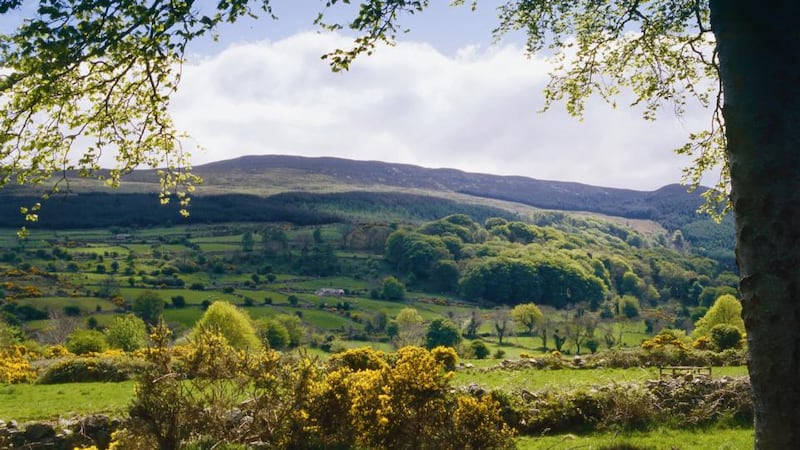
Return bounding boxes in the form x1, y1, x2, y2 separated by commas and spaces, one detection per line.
511, 303, 544, 336
394, 307, 424, 348
193, 300, 261, 351
106, 314, 149, 352
132, 290, 165, 326
692, 294, 745, 338
425, 318, 461, 349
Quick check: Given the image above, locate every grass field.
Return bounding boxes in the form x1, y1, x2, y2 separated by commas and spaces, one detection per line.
0, 382, 135, 422
516, 426, 753, 449
452, 365, 749, 392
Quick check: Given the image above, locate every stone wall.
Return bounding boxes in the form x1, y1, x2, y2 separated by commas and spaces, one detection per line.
0, 415, 120, 450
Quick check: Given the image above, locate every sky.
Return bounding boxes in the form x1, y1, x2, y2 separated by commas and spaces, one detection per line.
6, 1, 715, 191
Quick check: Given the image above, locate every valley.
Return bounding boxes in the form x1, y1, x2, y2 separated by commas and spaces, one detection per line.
0, 156, 748, 449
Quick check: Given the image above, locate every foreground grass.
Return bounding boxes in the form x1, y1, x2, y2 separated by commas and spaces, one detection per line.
517, 426, 754, 449
0, 382, 135, 422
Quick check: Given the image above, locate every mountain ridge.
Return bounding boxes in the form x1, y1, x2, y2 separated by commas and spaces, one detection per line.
191, 154, 706, 228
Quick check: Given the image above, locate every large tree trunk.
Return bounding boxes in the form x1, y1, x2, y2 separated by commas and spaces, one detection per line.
710, 1, 800, 448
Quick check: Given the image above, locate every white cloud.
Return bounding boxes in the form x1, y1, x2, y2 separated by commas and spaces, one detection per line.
171, 31, 711, 191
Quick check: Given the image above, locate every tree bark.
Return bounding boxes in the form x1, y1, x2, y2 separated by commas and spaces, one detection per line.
710, 1, 800, 448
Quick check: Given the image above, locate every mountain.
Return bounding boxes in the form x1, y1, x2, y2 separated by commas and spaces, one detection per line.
190, 155, 707, 227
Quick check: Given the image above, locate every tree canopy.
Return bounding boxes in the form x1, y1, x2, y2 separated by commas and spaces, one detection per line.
692, 294, 745, 338
193, 300, 261, 350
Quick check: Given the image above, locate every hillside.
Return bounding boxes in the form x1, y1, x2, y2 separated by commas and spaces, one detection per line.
190, 155, 707, 227
0, 154, 734, 268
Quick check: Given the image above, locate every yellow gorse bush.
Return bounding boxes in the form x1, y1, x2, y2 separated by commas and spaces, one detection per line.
45, 345, 73, 358
642, 331, 690, 351
115, 336, 513, 449
0, 345, 36, 383
307, 346, 513, 449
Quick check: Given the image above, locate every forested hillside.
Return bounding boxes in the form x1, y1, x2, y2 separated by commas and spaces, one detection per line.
0, 155, 735, 268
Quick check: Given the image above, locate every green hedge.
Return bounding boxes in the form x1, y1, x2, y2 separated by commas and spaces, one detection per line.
37, 356, 147, 384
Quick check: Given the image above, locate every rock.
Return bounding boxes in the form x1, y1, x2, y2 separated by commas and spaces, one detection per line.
7, 420, 17, 429
466, 383, 485, 396
24, 422, 56, 441
76, 415, 114, 449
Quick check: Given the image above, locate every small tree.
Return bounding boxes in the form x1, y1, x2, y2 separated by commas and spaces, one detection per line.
380, 276, 406, 301
132, 290, 165, 325
106, 314, 149, 352
492, 308, 513, 345
0, 321, 23, 347
425, 318, 462, 349
470, 340, 490, 359
620, 295, 641, 319
462, 309, 483, 339
693, 294, 745, 338
66, 329, 108, 355
568, 315, 599, 355
511, 303, 543, 336
170, 295, 186, 308
241, 231, 254, 252
394, 307, 424, 347
274, 314, 304, 347
193, 301, 261, 351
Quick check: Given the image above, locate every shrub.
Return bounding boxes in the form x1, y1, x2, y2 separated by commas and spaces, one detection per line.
595, 383, 657, 430
380, 275, 406, 301
425, 318, 462, 349
171, 295, 186, 308
431, 345, 458, 371
586, 338, 600, 354
126, 322, 320, 450
256, 318, 291, 350
66, 329, 108, 355
619, 295, 641, 319
328, 347, 388, 371
106, 314, 149, 352
710, 324, 743, 351
309, 346, 514, 449
0, 345, 37, 383
38, 354, 146, 383
45, 345, 72, 358
63, 305, 81, 317
470, 340, 490, 359
193, 301, 261, 350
